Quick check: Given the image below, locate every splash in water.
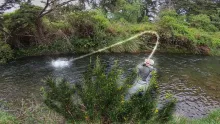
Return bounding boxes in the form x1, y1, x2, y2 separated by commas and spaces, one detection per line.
71, 30, 160, 62
51, 59, 71, 68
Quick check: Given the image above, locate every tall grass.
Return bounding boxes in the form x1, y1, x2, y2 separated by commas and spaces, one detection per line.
0, 99, 64, 124
15, 99, 64, 124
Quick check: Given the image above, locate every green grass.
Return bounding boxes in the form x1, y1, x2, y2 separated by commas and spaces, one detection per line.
1, 108, 219, 124
168, 109, 220, 124
0, 111, 18, 124
0, 99, 64, 124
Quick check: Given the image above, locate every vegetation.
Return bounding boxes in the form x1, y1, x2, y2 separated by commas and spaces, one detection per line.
169, 109, 220, 124
0, 0, 219, 123
0, 58, 219, 123
0, 41, 13, 64
0, 100, 64, 124
41, 58, 176, 123
0, 111, 17, 124
0, 0, 219, 63
156, 10, 220, 55
1, 108, 220, 124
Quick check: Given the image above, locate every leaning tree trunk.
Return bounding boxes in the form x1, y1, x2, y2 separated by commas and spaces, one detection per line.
35, 18, 46, 44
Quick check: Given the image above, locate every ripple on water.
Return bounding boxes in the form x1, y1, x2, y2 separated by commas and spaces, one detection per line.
158, 68, 220, 118
0, 53, 219, 118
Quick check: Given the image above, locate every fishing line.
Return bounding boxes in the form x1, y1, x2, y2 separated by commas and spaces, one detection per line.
71, 30, 160, 62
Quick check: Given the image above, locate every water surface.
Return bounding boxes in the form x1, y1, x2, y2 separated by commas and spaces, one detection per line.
0, 53, 219, 118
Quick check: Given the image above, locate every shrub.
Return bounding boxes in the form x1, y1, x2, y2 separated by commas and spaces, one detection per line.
3, 4, 41, 47
67, 11, 109, 38
113, 0, 142, 23
43, 18, 72, 35
16, 39, 74, 57
0, 41, 14, 64
157, 10, 195, 50
210, 14, 220, 30
42, 58, 176, 123
156, 10, 220, 53
188, 14, 219, 32
67, 11, 110, 49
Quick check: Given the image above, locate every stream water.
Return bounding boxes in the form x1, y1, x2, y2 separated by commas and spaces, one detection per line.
0, 53, 219, 118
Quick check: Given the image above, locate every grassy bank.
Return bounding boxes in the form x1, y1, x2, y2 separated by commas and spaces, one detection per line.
1, 108, 219, 124
169, 110, 220, 124
1, 8, 220, 64
0, 100, 64, 124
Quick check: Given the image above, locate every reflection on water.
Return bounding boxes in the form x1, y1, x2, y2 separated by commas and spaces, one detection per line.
0, 53, 219, 118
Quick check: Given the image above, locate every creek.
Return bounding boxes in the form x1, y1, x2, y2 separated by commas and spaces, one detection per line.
0, 53, 219, 118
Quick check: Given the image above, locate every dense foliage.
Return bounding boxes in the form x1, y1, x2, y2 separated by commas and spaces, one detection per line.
0, 41, 13, 64
0, 0, 219, 123
41, 58, 176, 123
157, 10, 220, 54
0, 0, 219, 61
3, 3, 41, 48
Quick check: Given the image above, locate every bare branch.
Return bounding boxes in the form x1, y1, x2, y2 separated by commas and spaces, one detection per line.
55, 0, 75, 7
39, 9, 54, 18
38, 0, 75, 18
38, 0, 50, 18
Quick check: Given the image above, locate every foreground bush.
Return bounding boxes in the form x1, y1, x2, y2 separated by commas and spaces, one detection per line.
42, 58, 176, 123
